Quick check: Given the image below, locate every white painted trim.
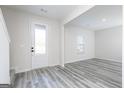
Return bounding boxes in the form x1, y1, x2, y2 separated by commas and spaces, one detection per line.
0, 8, 10, 84
61, 64, 65, 67
122, 6, 124, 88
0, 8, 10, 43
15, 63, 62, 73
30, 21, 49, 70
65, 58, 95, 64
94, 57, 122, 63
60, 25, 64, 67
15, 68, 31, 74
10, 67, 15, 70
65, 58, 122, 65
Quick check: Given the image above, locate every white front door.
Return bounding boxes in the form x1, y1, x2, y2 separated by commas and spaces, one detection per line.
31, 22, 48, 69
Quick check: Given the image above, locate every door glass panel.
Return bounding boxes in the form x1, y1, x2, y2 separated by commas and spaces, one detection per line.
34, 24, 46, 55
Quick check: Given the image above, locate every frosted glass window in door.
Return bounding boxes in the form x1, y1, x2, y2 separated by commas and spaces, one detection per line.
77, 36, 84, 53
34, 24, 46, 55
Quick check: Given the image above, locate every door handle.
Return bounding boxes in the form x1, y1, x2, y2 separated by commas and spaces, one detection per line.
31, 50, 34, 52
31, 47, 34, 52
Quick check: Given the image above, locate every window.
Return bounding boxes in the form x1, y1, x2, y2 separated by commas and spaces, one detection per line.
34, 24, 46, 55
77, 36, 84, 53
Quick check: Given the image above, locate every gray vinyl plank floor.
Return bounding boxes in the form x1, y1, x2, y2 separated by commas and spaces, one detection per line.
13, 58, 122, 88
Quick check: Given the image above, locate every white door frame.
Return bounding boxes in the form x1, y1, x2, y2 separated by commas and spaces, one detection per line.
31, 21, 48, 70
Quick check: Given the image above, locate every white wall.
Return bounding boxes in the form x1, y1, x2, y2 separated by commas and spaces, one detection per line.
1, 7, 61, 73
0, 8, 10, 84
95, 26, 122, 62
64, 25, 95, 63
1, 7, 122, 74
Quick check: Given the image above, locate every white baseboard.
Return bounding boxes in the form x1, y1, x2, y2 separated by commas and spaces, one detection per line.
10, 66, 15, 70
15, 63, 61, 73
94, 57, 122, 63
15, 68, 31, 74
61, 64, 65, 67
65, 57, 95, 64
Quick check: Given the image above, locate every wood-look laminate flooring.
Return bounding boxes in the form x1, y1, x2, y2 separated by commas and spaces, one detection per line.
14, 58, 122, 88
